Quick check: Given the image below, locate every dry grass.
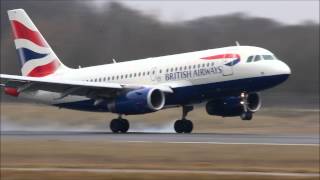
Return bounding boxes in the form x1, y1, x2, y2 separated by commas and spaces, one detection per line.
1, 139, 319, 172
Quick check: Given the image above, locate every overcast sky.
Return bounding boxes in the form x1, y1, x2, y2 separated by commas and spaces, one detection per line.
89, 0, 319, 25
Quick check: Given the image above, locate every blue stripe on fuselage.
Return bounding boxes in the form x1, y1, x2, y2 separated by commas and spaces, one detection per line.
54, 74, 289, 112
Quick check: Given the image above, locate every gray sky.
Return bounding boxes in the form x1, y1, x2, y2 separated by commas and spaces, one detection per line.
90, 0, 319, 24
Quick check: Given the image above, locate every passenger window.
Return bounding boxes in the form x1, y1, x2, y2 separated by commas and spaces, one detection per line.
262, 55, 274, 60
247, 56, 254, 62
254, 55, 261, 62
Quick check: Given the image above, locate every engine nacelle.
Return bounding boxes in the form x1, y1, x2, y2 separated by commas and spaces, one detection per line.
206, 93, 261, 117
108, 88, 165, 115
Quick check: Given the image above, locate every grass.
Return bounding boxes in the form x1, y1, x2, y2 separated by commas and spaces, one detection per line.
2, 171, 319, 180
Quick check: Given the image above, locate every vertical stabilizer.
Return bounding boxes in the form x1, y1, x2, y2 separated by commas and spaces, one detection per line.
8, 9, 70, 77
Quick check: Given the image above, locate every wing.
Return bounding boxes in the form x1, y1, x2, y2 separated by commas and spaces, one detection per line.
0, 74, 173, 99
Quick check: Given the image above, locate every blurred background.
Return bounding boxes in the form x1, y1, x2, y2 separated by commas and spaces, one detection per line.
1, 0, 319, 108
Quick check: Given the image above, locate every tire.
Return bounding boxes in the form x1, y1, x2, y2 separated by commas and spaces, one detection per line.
110, 119, 121, 133
174, 120, 184, 133
183, 120, 193, 133
174, 119, 194, 133
241, 112, 253, 120
120, 119, 129, 133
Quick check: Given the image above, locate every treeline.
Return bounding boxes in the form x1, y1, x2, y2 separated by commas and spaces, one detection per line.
1, 1, 319, 95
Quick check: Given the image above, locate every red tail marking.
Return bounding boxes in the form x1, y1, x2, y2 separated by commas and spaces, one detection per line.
27, 60, 60, 77
10, 20, 48, 47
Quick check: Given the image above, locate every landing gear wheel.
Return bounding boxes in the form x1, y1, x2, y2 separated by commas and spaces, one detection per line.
174, 119, 193, 133
174, 120, 184, 133
241, 112, 253, 120
120, 119, 129, 133
110, 118, 130, 133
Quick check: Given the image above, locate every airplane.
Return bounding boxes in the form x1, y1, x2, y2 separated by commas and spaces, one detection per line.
0, 9, 291, 133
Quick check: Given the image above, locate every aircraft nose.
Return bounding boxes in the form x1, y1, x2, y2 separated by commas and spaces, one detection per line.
281, 61, 291, 75
275, 60, 291, 82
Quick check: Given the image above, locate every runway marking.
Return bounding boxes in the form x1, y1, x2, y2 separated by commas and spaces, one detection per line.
123, 140, 319, 146
2, 168, 319, 177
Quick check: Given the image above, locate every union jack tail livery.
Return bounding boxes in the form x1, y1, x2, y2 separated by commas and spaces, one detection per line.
8, 9, 69, 77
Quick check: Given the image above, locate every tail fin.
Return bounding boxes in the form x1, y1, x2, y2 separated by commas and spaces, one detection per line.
8, 9, 69, 77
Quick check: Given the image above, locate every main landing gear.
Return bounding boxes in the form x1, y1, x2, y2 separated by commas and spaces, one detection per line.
174, 106, 194, 133
109, 106, 195, 134
110, 115, 129, 133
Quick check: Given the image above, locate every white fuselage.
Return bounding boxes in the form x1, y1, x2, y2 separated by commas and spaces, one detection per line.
19, 45, 291, 108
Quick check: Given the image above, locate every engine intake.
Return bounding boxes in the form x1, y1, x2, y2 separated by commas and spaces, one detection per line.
246, 93, 261, 112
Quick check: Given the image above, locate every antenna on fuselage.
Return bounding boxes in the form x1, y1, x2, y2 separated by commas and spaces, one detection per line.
235, 41, 240, 46
112, 58, 117, 64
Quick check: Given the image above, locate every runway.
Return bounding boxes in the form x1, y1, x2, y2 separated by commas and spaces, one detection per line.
2, 131, 318, 146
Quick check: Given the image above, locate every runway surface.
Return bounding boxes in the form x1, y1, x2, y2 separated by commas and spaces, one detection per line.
1, 131, 319, 146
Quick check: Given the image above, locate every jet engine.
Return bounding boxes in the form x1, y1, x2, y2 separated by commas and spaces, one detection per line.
107, 88, 165, 115
206, 93, 261, 117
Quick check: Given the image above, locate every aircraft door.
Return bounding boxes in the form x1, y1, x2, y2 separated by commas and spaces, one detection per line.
150, 67, 161, 82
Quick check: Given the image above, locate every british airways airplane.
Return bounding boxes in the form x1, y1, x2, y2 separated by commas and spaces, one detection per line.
1, 9, 291, 133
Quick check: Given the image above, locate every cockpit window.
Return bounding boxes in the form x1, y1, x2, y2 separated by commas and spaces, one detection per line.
262, 55, 274, 60
254, 55, 261, 61
247, 56, 254, 62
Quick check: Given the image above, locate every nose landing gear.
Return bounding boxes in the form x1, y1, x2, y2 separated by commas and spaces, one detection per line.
240, 92, 253, 120
174, 106, 194, 133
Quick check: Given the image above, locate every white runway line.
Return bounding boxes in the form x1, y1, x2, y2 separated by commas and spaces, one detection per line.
2, 168, 319, 177
122, 140, 319, 146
